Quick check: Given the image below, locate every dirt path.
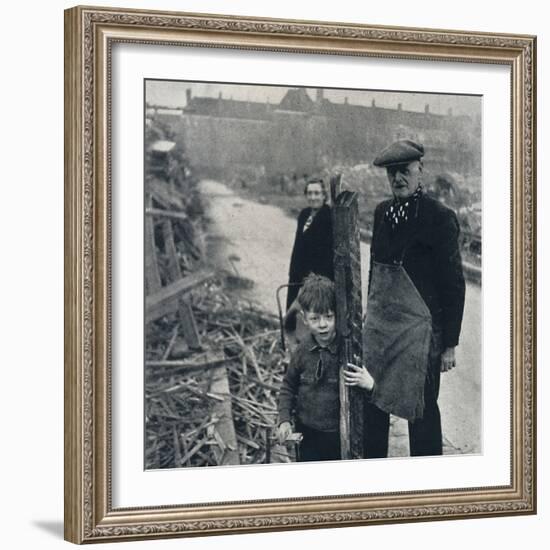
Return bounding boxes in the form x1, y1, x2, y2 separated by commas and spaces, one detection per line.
200, 179, 481, 457
200, 179, 299, 313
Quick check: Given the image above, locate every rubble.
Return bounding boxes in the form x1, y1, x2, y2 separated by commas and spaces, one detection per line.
145, 117, 289, 469
145, 285, 288, 468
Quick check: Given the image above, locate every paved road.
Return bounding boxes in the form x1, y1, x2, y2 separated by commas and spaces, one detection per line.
200, 179, 481, 457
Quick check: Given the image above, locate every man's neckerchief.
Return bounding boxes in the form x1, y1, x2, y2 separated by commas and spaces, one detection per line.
384, 186, 423, 231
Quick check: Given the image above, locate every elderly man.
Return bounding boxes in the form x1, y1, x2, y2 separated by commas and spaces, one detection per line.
363, 140, 465, 458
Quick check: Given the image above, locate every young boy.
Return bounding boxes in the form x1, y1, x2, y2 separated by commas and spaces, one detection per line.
277, 274, 374, 462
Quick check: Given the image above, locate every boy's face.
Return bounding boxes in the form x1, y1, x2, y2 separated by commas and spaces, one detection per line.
303, 309, 336, 347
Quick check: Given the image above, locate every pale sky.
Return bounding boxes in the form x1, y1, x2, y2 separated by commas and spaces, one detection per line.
146, 80, 481, 118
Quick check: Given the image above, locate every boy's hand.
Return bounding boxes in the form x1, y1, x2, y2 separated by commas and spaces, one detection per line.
277, 421, 292, 445
344, 363, 374, 391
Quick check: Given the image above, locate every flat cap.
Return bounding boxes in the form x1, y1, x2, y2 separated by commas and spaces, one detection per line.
373, 139, 425, 167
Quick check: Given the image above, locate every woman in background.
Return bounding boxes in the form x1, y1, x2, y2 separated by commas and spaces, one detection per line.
285, 178, 334, 334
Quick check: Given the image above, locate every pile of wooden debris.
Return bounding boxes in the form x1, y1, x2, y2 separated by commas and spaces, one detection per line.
145, 283, 288, 469
144, 118, 289, 469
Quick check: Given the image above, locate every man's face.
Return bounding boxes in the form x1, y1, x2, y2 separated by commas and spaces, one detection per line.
305, 182, 325, 211
386, 160, 422, 200
303, 309, 336, 346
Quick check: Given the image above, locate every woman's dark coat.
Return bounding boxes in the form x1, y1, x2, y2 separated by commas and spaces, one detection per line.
287, 204, 334, 310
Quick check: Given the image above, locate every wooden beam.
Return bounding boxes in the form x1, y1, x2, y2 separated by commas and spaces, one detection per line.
178, 300, 203, 350
145, 269, 214, 322
145, 195, 162, 295
209, 367, 240, 465
145, 353, 229, 370
162, 220, 182, 281
332, 188, 364, 460
159, 219, 203, 349
146, 207, 188, 222
330, 173, 342, 205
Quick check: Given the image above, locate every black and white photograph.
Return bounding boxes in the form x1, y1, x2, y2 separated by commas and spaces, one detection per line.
144, 80, 482, 469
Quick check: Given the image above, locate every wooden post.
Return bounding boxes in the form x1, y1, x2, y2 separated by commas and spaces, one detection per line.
161, 216, 203, 350
209, 367, 240, 465
178, 300, 202, 350
162, 220, 182, 281
331, 177, 364, 460
330, 173, 341, 205
145, 194, 162, 295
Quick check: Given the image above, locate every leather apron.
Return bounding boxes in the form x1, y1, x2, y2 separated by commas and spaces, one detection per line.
364, 260, 432, 421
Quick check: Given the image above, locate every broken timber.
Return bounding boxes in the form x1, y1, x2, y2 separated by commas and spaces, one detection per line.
145, 269, 214, 322
145, 202, 239, 463
331, 174, 364, 460
209, 367, 240, 465
145, 195, 162, 294
166, 219, 203, 350
146, 207, 188, 222
145, 353, 230, 371
162, 219, 181, 281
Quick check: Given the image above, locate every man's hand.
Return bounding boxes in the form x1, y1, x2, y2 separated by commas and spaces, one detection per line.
344, 363, 374, 391
277, 421, 292, 445
440, 347, 457, 372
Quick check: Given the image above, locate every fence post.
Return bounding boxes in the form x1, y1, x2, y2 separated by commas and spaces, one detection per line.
331, 176, 364, 460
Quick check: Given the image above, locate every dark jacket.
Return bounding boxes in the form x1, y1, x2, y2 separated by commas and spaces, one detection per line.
287, 204, 334, 309
368, 194, 465, 349
277, 334, 340, 432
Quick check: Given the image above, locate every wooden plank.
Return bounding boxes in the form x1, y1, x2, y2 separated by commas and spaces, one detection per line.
333, 188, 364, 460
209, 367, 240, 465
159, 218, 202, 349
145, 194, 162, 295
145, 353, 229, 371
162, 220, 181, 281
146, 207, 188, 222
162, 326, 179, 360
147, 177, 184, 210
178, 300, 203, 350
330, 173, 342, 205
145, 269, 214, 322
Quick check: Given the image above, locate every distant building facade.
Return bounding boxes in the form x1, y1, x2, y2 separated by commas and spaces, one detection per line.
147, 87, 481, 184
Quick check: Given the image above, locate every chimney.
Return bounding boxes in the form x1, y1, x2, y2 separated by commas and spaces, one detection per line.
316, 88, 324, 103
425, 103, 430, 114
186, 88, 192, 105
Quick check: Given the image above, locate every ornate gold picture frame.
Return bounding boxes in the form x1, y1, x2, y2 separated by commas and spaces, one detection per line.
64, 5, 536, 544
